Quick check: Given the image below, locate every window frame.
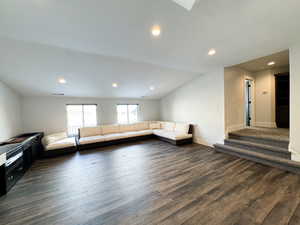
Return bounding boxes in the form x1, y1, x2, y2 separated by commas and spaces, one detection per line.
116, 104, 139, 124
66, 104, 98, 136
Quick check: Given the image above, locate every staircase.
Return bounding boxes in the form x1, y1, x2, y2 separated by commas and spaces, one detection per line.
214, 130, 300, 174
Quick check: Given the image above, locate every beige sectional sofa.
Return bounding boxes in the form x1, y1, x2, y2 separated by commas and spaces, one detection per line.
42, 132, 77, 157
77, 121, 193, 150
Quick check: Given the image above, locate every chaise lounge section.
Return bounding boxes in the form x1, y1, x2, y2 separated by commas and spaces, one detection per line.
42, 132, 77, 157
77, 121, 193, 151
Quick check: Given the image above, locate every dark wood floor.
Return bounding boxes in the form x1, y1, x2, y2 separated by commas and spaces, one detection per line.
1, 139, 300, 225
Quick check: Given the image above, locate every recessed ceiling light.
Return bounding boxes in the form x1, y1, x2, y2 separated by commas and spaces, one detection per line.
151, 25, 161, 37
268, 61, 275, 66
112, 83, 118, 88
58, 78, 66, 84
149, 86, 155, 91
208, 49, 216, 56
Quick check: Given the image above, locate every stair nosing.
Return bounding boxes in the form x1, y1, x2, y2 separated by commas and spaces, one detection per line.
214, 144, 300, 168
224, 139, 290, 154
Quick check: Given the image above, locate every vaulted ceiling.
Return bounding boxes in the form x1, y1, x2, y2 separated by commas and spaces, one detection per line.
0, 0, 299, 98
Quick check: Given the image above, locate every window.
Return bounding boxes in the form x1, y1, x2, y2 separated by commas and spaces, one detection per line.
117, 104, 139, 124
66, 104, 97, 136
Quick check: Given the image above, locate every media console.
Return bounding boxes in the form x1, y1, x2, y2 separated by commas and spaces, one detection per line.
0, 133, 43, 196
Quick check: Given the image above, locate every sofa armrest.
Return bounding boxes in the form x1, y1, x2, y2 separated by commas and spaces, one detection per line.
75, 135, 80, 147
188, 125, 193, 134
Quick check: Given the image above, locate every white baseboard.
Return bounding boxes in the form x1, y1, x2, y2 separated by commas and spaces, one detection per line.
291, 152, 300, 162
226, 124, 245, 133
193, 137, 215, 147
193, 137, 224, 147
253, 122, 277, 128
289, 146, 300, 162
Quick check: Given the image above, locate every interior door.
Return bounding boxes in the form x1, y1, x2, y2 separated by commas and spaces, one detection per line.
275, 73, 290, 128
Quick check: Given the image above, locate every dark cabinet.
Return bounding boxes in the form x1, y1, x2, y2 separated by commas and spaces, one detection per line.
0, 147, 25, 195
0, 133, 44, 196
275, 73, 289, 128
5, 151, 25, 193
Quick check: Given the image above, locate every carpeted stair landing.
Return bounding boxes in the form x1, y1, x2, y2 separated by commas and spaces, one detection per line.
214, 128, 300, 174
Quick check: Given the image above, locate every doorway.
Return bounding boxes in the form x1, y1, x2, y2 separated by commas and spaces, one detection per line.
275, 73, 290, 128
245, 79, 254, 127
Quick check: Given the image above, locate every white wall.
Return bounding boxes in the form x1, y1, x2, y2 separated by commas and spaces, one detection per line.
224, 65, 289, 132
21, 96, 160, 135
160, 68, 225, 146
290, 44, 300, 161
253, 66, 289, 128
0, 81, 22, 142
224, 67, 254, 133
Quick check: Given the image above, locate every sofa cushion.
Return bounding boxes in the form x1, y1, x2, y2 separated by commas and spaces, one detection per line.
80, 130, 153, 144
161, 122, 175, 131
79, 135, 107, 145
101, 124, 120, 135
43, 132, 67, 146
153, 130, 192, 141
103, 133, 131, 141
135, 122, 149, 131
79, 126, 102, 138
119, 124, 136, 133
46, 137, 76, 150
125, 130, 153, 137
150, 122, 161, 130
174, 123, 190, 134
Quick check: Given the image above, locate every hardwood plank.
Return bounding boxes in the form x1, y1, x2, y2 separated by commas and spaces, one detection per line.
0, 139, 299, 225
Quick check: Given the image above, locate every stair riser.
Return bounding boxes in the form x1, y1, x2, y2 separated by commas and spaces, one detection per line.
228, 134, 289, 149
215, 146, 300, 174
224, 141, 291, 160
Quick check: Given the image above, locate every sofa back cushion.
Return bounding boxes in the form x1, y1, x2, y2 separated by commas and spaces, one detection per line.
43, 132, 67, 146
80, 126, 102, 138
101, 124, 120, 135
161, 122, 175, 131
174, 123, 190, 134
119, 124, 136, 132
149, 122, 161, 130
135, 122, 149, 131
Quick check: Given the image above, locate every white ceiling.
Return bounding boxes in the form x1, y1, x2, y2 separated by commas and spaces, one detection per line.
237, 50, 289, 73
0, 0, 299, 98
0, 37, 198, 98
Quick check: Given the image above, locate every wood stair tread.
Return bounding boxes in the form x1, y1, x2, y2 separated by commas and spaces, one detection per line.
214, 144, 300, 172
225, 138, 290, 154
229, 132, 289, 145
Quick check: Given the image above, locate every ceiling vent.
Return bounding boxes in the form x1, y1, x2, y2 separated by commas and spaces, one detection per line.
172, 0, 196, 11
52, 93, 65, 96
